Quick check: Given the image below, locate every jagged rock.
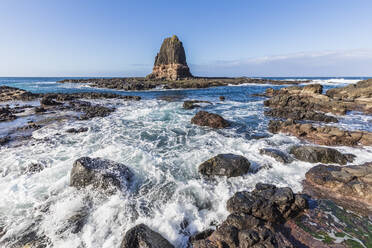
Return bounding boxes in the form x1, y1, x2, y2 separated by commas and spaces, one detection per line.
191, 183, 308, 248
147, 35, 192, 80
289, 146, 355, 165
198, 154, 251, 178
326, 78, 372, 101
268, 120, 372, 146
0, 107, 16, 122
26, 163, 45, 174
120, 224, 174, 248
259, 148, 293, 164
264, 107, 338, 122
183, 100, 212, 109
40, 95, 62, 106
66, 127, 89, 133
191, 111, 230, 128
70, 157, 133, 191
304, 162, 372, 215
0, 85, 39, 102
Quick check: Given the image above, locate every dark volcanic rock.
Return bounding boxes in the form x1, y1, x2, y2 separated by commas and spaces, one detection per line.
147, 35, 192, 80
120, 224, 174, 248
259, 148, 293, 164
70, 157, 133, 191
183, 100, 212, 109
290, 145, 355, 165
191, 111, 230, 128
198, 154, 251, 178
191, 183, 308, 248
304, 162, 372, 215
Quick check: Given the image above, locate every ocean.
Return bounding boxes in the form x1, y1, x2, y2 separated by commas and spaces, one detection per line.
0, 77, 371, 247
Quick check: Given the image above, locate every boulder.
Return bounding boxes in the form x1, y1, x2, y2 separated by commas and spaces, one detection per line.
304, 162, 372, 215
147, 35, 192, 80
268, 120, 372, 146
120, 224, 174, 248
198, 154, 250, 177
259, 148, 293, 164
70, 157, 133, 191
290, 146, 355, 165
191, 111, 230, 128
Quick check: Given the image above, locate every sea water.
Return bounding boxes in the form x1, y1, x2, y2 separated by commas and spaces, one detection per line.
0, 77, 371, 247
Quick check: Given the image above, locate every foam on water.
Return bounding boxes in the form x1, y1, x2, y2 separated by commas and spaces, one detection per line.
0, 78, 371, 247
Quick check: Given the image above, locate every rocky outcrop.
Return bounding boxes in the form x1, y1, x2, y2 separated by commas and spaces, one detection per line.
268, 120, 372, 146
304, 162, 372, 215
326, 78, 372, 101
120, 224, 174, 248
0, 86, 39, 102
191, 111, 230, 128
264, 107, 338, 123
70, 157, 133, 191
290, 146, 355, 165
183, 100, 212, 109
259, 148, 293, 164
198, 154, 251, 178
0, 107, 16, 122
147, 35, 192, 80
191, 183, 308, 248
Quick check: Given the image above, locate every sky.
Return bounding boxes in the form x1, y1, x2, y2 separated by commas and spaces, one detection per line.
1, 0, 372, 77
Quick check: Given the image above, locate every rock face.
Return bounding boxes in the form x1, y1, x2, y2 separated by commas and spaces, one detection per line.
147, 35, 192, 80
304, 162, 372, 215
268, 120, 372, 146
198, 154, 251, 178
70, 157, 133, 191
290, 146, 355, 165
191, 183, 308, 248
259, 148, 293, 164
120, 224, 174, 248
191, 111, 230, 128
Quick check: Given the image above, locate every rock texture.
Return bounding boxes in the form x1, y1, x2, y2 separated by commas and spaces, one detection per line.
289, 146, 355, 165
147, 35, 192, 80
304, 162, 372, 215
259, 148, 293, 164
198, 154, 251, 178
70, 157, 133, 191
0, 86, 39, 102
191, 111, 230, 128
183, 100, 212, 109
268, 120, 372, 146
120, 224, 174, 248
191, 183, 308, 248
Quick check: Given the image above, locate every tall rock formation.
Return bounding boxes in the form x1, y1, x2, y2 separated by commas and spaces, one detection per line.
147, 35, 192, 80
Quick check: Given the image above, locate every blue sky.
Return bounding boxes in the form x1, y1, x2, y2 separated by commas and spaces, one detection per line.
1, 0, 372, 77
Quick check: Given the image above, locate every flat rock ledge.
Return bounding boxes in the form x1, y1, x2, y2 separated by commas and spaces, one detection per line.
289, 145, 355, 165
303, 162, 372, 216
70, 157, 133, 192
268, 119, 372, 146
198, 154, 251, 178
191, 111, 230, 128
191, 183, 308, 248
120, 224, 174, 248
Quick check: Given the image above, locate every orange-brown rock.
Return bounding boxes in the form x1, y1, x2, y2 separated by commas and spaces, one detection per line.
268, 120, 372, 146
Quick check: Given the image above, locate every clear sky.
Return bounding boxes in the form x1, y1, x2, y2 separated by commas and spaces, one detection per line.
1, 0, 372, 77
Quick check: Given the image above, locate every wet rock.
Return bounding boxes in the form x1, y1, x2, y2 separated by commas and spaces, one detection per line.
120, 224, 174, 248
40, 95, 62, 106
70, 157, 133, 191
259, 148, 293, 164
326, 78, 372, 101
219, 96, 225, 101
191, 111, 230, 128
264, 107, 338, 122
26, 163, 45, 174
0, 136, 11, 146
192, 183, 308, 248
0, 85, 39, 102
289, 145, 355, 165
198, 154, 251, 178
34, 106, 46, 113
183, 100, 212, 109
268, 120, 372, 146
66, 127, 89, 133
147, 35, 192, 80
304, 162, 372, 215
0, 107, 16, 122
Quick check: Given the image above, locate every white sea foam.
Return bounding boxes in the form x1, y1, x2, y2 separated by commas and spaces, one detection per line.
0, 80, 371, 247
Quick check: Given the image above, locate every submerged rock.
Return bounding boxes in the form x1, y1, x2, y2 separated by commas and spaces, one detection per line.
259, 148, 293, 164
198, 154, 250, 178
66, 127, 89, 133
290, 145, 355, 165
304, 162, 372, 215
120, 224, 174, 248
70, 157, 133, 191
191, 111, 230, 128
191, 183, 308, 248
147, 35, 192, 80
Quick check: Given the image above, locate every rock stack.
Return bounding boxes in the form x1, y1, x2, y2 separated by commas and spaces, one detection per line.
147, 35, 192, 80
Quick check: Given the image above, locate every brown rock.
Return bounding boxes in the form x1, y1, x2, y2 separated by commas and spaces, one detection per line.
191, 111, 230, 128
